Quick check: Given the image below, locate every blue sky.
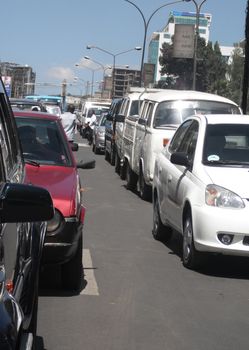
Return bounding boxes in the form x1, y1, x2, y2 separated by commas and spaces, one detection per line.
1, 0, 247, 95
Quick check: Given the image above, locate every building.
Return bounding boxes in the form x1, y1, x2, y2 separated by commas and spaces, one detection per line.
148, 10, 212, 83
0, 62, 36, 98
101, 67, 141, 98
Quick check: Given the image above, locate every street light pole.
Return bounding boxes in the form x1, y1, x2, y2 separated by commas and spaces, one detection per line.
124, 0, 186, 87
186, 0, 207, 90
86, 45, 141, 98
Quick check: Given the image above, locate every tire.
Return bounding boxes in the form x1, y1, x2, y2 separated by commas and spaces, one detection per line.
182, 213, 203, 269
62, 235, 83, 291
115, 152, 121, 175
139, 169, 152, 201
105, 150, 110, 162
152, 196, 172, 242
126, 162, 138, 191
94, 146, 100, 154
92, 143, 95, 153
120, 159, 126, 180
110, 146, 115, 166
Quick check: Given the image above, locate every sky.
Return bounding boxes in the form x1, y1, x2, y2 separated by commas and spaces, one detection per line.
1, 0, 247, 95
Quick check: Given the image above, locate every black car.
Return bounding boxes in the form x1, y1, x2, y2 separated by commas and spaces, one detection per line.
104, 98, 123, 166
0, 78, 54, 349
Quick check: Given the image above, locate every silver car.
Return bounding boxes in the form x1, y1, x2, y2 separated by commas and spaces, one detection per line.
92, 112, 108, 154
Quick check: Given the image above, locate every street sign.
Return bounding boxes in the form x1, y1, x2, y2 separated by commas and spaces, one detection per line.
173, 24, 195, 59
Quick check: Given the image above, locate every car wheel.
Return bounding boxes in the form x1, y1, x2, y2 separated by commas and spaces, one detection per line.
115, 152, 121, 175
94, 146, 100, 154
139, 169, 152, 201
62, 235, 83, 292
120, 159, 126, 180
105, 149, 110, 162
152, 196, 172, 241
182, 213, 203, 269
110, 146, 115, 166
126, 162, 138, 191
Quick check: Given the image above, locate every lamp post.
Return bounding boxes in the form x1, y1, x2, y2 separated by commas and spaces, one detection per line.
86, 45, 141, 98
124, 0, 186, 87
75, 61, 102, 98
184, 0, 207, 90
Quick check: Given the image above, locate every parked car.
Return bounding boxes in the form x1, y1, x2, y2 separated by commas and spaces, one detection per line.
153, 113, 249, 270
14, 110, 95, 291
119, 90, 241, 200
104, 97, 123, 165
0, 78, 54, 349
10, 97, 47, 112
92, 112, 108, 154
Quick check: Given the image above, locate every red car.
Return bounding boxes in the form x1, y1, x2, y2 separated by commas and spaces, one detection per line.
14, 110, 95, 291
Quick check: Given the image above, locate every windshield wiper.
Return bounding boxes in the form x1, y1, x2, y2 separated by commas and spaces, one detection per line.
25, 159, 40, 167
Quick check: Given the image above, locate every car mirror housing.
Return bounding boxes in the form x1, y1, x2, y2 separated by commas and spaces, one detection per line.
106, 113, 113, 121
77, 159, 96, 169
170, 152, 190, 168
115, 114, 125, 123
0, 183, 54, 223
70, 142, 79, 152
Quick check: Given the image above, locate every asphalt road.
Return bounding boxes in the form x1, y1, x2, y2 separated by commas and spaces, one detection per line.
37, 134, 249, 350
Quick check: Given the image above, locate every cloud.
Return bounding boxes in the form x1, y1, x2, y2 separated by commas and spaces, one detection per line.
47, 66, 75, 80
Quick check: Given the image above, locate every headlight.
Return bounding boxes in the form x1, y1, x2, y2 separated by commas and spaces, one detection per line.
46, 209, 63, 233
205, 184, 245, 208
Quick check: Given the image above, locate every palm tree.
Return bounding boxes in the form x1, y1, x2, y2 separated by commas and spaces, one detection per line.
242, 0, 249, 113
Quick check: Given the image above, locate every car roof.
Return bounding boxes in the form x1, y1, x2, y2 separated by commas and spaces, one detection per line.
192, 114, 249, 125
142, 90, 239, 106
13, 110, 60, 121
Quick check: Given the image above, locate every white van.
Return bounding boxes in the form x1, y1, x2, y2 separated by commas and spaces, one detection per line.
120, 90, 241, 200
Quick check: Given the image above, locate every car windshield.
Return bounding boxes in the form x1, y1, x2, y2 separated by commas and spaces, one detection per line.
203, 124, 249, 166
15, 117, 72, 166
153, 100, 240, 128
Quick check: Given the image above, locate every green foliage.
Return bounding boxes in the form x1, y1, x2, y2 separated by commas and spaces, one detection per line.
158, 37, 232, 97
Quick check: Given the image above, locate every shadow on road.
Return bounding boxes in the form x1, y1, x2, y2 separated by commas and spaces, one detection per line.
159, 230, 249, 280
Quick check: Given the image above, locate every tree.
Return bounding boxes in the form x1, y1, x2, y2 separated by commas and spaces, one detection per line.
158, 37, 227, 94
242, 0, 249, 113
226, 46, 244, 105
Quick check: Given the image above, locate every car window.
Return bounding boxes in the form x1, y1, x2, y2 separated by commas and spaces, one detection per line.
0, 92, 20, 179
168, 119, 193, 153
177, 121, 199, 163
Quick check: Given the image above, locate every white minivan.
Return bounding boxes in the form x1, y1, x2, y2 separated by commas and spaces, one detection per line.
120, 90, 241, 200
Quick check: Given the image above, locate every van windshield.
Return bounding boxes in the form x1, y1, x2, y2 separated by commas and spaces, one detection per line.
153, 100, 240, 128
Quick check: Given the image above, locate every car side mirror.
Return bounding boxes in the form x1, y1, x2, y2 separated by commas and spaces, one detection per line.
170, 152, 190, 168
138, 118, 146, 126
77, 159, 96, 169
115, 114, 125, 123
0, 183, 54, 223
106, 113, 113, 121
70, 142, 79, 152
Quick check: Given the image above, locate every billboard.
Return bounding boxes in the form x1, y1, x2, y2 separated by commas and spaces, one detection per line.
2, 76, 12, 97
173, 24, 195, 59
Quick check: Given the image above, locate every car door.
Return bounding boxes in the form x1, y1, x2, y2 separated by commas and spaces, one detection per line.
164, 120, 199, 230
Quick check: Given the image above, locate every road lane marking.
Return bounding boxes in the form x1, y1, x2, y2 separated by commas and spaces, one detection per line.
81, 249, 99, 296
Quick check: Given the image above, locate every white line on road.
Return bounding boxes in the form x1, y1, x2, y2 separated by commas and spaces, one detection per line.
81, 249, 99, 296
